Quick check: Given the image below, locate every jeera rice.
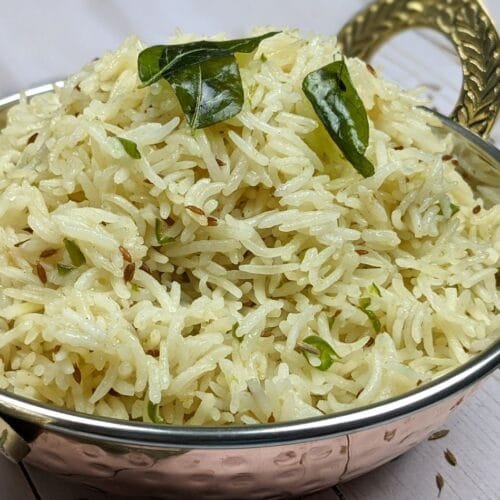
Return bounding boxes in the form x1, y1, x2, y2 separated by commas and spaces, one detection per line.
0, 31, 498, 425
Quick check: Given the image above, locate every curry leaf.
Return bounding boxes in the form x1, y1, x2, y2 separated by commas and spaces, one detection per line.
117, 137, 141, 159
303, 335, 338, 371
168, 55, 243, 129
138, 32, 280, 86
302, 59, 374, 177
63, 239, 85, 267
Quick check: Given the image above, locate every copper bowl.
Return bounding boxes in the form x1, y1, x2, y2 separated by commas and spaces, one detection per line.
0, 0, 499, 497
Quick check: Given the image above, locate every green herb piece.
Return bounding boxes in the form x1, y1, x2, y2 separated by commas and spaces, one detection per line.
357, 297, 381, 333
63, 239, 85, 267
260, 53, 267, 62
302, 59, 374, 177
155, 218, 174, 245
370, 282, 382, 297
231, 323, 243, 343
138, 32, 279, 86
117, 137, 141, 159
303, 335, 338, 371
131, 283, 141, 292
428, 429, 449, 441
436, 473, 444, 497
444, 449, 457, 466
147, 401, 164, 424
168, 54, 243, 129
137, 32, 279, 128
438, 201, 459, 216
56, 264, 74, 276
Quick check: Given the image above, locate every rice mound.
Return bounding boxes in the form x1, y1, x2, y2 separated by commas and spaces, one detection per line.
0, 31, 498, 425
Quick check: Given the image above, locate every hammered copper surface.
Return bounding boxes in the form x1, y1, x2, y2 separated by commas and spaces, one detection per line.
23, 390, 471, 498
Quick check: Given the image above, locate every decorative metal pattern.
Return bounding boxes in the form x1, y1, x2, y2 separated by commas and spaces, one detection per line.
337, 0, 500, 139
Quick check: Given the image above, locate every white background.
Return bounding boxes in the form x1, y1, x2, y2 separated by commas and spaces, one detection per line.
0, 1, 498, 499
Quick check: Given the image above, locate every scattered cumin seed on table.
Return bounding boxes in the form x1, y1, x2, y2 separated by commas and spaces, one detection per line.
428, 429, 449, 441
444, 448, 457, 466
436, 473, 445, 496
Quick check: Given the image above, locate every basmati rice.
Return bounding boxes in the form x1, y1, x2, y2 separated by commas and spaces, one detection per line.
0, 30, 498, 425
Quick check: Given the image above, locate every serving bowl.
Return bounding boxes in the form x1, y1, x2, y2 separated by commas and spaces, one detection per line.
0, 0, 498, 498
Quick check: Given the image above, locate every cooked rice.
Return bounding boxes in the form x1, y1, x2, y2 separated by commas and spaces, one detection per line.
0, 31, 498, 424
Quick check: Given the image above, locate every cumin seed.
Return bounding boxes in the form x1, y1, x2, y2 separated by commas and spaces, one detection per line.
428, 429, 449, 441
436, 473, 444, 497
441, 154, 452, 161
216, 158, 226, 166
40, 248, 58, 258
36, 263, 47, 284
365, 337, 375, 347
27, 133, 39, 144
14, 239, 30, 248
22, 226, 34, 234
472, 205, 481, 214
119, 245, 132, 262
296, 341, 320, 356
73, 365, 81, 383
393, 145, 404, 150
261, 329, 273, 338
451, 159, 460, 166
124, 263, 136, 283
355, 249, 369, 255
166, 216, 175, 226
444, 449, 457, 466
206, 216, 218, 226
186, 205, 205, 216
366, 63, 376, 76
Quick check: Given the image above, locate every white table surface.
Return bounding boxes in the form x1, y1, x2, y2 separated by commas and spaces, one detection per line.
0, 1, 498, 499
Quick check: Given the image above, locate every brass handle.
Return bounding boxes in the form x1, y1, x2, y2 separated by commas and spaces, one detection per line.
337, 0, 500, 139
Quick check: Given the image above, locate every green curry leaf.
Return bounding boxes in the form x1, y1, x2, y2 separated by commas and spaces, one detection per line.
137, 32, 279, 129
168, 55, 243, 129
138, 32, 279, 86
302, 59, 374, 177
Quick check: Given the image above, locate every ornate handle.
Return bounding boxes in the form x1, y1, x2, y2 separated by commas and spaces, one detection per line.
337, 0, 500, 139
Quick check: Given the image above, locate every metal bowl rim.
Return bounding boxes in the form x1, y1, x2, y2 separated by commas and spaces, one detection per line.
0, 83, 499, 449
